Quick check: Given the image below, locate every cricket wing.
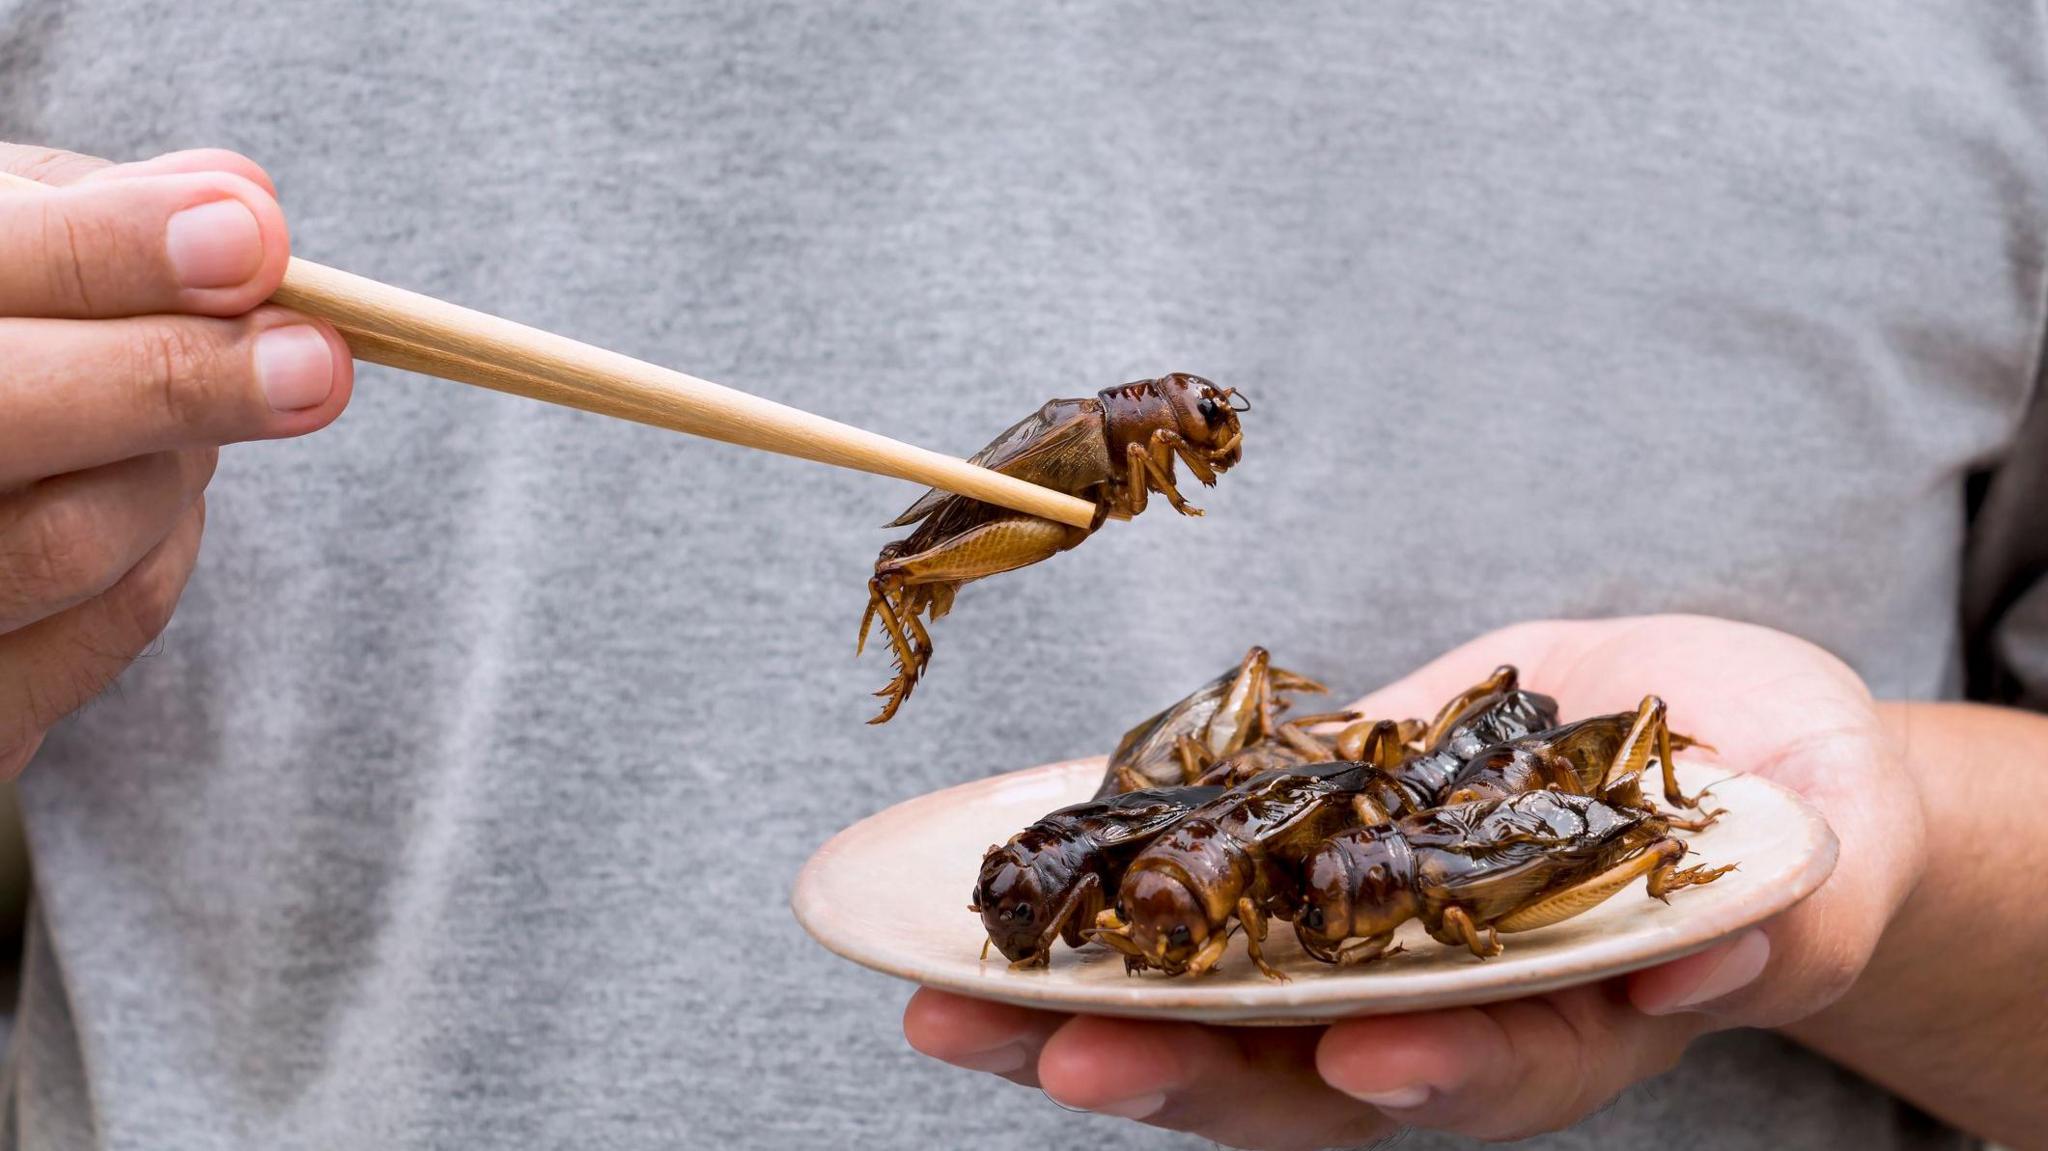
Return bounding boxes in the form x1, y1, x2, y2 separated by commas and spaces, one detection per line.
885, 398, 1110, 527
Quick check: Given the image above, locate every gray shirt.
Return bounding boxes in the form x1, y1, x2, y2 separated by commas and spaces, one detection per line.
4, 3, 2043, 1148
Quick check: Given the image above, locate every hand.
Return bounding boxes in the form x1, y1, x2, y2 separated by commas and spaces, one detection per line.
905, 615, 1926, 1148
0, 143, 354, 777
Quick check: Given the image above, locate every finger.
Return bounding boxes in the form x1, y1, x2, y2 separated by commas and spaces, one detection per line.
0, 307, 353, 486
1317, 985, 1710, 1142
81, 148, 279, 197
0, 449, 215, 632
902, 989, 1067, 1088
1036, 1015, 1392, 1151
0, 141, 111, 187
0, 142, 275, 196
0, 496, 205, 768
0, 169, 289, 318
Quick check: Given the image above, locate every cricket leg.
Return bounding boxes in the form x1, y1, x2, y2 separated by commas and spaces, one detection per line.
1336, 719, 1406, 770
1421, 665, 1519, 748
1251, 658, 1280, 745
877, 516, 1085, 587
1334, 931, 1403, 966
1236, 897, 1288, 981
1654, 698, 1703, 808
1183, 926, 1236, 978
863, 516, 1083, 723
1203, 646, 1270, 758
1440, 906, 1505, 958
1174, 734, 1216, 784
1267, 668, 1331, 697
1126, 436, 1201, 517
1491, 838, 1732, 937
1264, 720, 1329, 762
1351, 793, 1394, 827
861, 579, 929, 725
1660, 808, 1725, 833
1395, 718, 1428, 748
1284, 710, 1364, 729
1087, 908, 1151, 973
1646, 845, 1738, 898
1594, 695, 1701, 809
1016, 872, 1102, 969
1168, 434, 1221, 487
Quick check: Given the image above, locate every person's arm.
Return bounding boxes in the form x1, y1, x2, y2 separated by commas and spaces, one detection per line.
1786, 701, 2048, 1150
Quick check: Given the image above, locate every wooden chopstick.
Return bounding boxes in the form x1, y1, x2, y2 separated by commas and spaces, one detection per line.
0, 170, 1099, 529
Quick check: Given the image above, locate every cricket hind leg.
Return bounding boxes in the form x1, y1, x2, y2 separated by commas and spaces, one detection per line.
1335, 719, 1407, 770
861, 515, 1086, 723
861, 577, 938, 725
1595, 695, 1703, 809
1174, 734, 1217, 785
1491, 837, 1734, 934
1421, 665, 1519, 748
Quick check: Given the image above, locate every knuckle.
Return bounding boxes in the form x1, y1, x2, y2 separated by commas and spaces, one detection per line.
10, 146, 92, 185
102, 549, 185, 648
129, 321, 225, 432
1781, 928, 1870, 1019
4, 495, 120, 607
30, 201, 99, 313
190, 447, 222, 488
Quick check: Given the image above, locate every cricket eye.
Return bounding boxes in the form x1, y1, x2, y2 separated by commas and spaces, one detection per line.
1168, 924, 1193, 948
1197, 396, 1222, 425
1300, 905, 1325, 932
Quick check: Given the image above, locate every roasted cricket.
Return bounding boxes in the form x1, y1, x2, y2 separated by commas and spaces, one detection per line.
860, 374, 1247, 723
1443, 694, 1709, 815
1088, 744, 1415, 981
972, 785, 1226, 967
1294, 789, 1735, 965
1389, 665, 1561, 805
1098, 645, 1360, 797
967, 655, 1735, 980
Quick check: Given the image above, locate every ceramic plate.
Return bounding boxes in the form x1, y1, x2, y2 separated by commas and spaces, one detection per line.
792, 757, 1837, 1024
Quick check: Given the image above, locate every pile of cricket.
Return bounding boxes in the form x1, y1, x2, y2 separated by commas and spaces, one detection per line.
970, 649, 1732, 979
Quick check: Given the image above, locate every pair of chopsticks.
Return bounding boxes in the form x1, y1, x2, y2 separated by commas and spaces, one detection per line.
0, 170, 1098, 529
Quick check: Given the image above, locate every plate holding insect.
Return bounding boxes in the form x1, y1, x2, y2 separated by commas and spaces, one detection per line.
794, 658, 1839, 1024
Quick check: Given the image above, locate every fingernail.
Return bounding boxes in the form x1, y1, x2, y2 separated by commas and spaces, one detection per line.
1091, 1092, 1166, 1120
1649, 930, 1770, 1015
1342, 1085, 1429, 1111
951, 1044, 1027, 1074
253, 326, 336, 411
166, 199, 263, 288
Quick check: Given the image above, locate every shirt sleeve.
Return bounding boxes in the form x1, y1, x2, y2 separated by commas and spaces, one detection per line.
1962, 362, 2048, 712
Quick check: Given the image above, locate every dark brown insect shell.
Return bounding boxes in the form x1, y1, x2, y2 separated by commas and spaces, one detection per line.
1113, 819, 1258, 968
1295, 823, 1420, 955
973, 829, 1097, 963
974, 785, 1227, 964
1098, 373, 1244, 469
